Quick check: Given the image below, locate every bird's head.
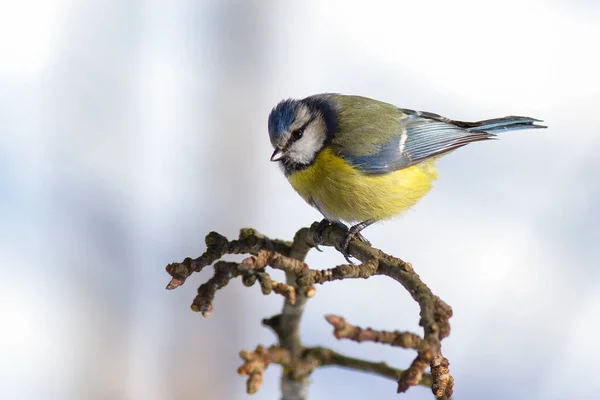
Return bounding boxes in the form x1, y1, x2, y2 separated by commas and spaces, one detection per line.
268, 96, 337, 173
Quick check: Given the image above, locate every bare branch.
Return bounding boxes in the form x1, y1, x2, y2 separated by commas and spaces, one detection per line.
189, 260, 297, 316
238, 345, 293, 394
325, 315, 422, 350
303, 346, 432, 387
190, 261, 239, 317
166, 223, 454, 398
309, 222, 453, 394
166, 229, 291, 289
242, 270, 297, 305
237, 345, 433, 393
274, 228, 313, 400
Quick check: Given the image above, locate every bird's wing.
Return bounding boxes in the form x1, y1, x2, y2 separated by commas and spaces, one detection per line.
331, 99, 544, 175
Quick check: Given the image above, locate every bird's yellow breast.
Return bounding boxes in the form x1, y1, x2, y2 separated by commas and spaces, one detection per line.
287, 147, 438, 223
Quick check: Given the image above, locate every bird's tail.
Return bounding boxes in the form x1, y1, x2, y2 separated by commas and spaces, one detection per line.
464, 116, 547, 133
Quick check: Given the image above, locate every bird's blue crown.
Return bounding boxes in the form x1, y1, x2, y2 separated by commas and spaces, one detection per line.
268, 99, 298, 145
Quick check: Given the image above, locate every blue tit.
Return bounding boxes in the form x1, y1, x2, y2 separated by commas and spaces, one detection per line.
267, 94, 546, 261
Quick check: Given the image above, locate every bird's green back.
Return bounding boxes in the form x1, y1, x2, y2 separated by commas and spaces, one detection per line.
326, 94, 405, 157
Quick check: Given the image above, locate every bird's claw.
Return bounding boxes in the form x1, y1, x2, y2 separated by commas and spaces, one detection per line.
340, 225, 371, 263
340, 234, 354, 264
355, 232, 371, 247
312, 219, 332, 252
313, 219, 372, 263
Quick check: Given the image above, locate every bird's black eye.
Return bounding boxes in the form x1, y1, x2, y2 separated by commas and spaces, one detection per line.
291, 128, 304, 140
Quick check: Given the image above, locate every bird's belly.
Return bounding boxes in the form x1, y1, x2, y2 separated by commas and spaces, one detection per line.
287, 148, 438, 223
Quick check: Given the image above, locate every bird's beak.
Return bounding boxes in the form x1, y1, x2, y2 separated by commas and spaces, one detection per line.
270, 148, 284, 162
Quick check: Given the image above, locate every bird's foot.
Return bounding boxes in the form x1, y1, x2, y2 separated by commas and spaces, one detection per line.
312, 218, 333, 251
340, 220, 375, 263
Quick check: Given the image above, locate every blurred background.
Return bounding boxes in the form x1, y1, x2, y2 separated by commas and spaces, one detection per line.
1, 1, 599, 399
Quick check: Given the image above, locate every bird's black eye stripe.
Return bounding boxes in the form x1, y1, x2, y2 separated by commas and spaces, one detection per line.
290, 116, 315, 141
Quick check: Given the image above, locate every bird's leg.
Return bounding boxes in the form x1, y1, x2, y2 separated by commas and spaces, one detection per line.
341, 219, 375, 263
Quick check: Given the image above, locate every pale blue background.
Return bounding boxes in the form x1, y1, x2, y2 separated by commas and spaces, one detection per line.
1, 1, 599, 399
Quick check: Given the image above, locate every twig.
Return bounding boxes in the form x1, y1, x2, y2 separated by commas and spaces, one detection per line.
325, 315, 422, 350
237, 345, 433, 393
242, 271, 297, 305
304, 346, 432, 387
165, 229, 290, 290
238, 345, 293, 394
189, 261, 297, 316
190, 261, 239, 317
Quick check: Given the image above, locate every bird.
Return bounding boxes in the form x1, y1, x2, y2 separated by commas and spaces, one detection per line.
267, 94, 546, 262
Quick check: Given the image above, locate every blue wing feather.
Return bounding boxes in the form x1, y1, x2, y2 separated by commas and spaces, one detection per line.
341, 112, 545, 175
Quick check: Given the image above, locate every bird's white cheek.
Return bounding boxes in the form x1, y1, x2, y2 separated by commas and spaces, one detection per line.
290, 135, 324, 164
287, 148, 314, 165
